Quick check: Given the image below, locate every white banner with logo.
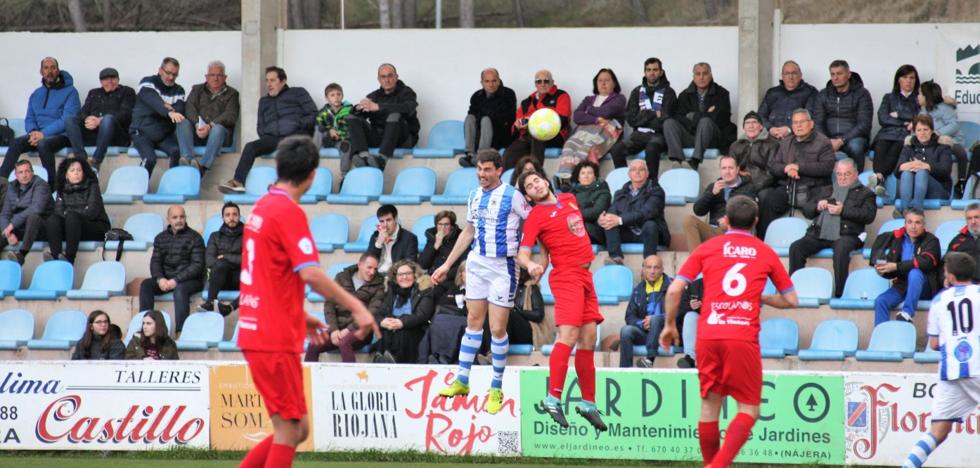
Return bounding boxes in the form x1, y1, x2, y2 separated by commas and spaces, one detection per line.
935, 28, 980, 125
844, 373, 980, 467
0, 361, 210, 450
312, 364, 521, 456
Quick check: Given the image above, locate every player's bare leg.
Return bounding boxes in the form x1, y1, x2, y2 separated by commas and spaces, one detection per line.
240, 414, 309, 468
484, 303, 512, 414
438, 299, 489, 399
700, 393, 759, 468
902, 421, 953, 468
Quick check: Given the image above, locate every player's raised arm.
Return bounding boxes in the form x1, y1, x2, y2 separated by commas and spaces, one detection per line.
432, 222, 474, 284
300, 265, 374, 330
659, 277, 688, 351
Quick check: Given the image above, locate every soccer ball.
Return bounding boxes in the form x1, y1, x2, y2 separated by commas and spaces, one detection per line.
528, 108, 561, 141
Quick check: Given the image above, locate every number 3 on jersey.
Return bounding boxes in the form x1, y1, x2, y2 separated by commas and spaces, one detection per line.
241, 238, 255, 286
723, 263, 747, 296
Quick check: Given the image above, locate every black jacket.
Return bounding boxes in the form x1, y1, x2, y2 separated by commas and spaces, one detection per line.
467, 84, 517, 148
0, 175, 52, 229
945, 226, 980, 282
729, 132, 779, 192
130, 74, 186, 136
692, 177, 758, 225
801, 184, 877, 238
71, 338, 125, 360
625, 76, 677, 133
378, 281, 435, 330
769, 131, 836, 190
897, 135, 955, 191
570, 179, 611, 223
150, 225, 205, 283
80, 85, 136, 129
53, 178, 110, 227
674, 81, 737, 149
809, 72, 874, 142
875, 91, 919, 142
757, 80, 818, 129
205, 222, 242, 269
367, 227, 419, 267
257, 85, 318, 138
359, 80, 420, 144
869, 228, 942, 295
608, 179, 670, 245
418, 225, 467, 274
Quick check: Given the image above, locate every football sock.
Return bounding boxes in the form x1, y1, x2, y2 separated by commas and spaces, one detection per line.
698, 420, 720, 466
239, 435, 273, 468
490, 334, 509, 389
903, 433, 940, 468
574, 349, 596, 403
264, 443, 296, 468
456, 328, 483, 385
712, 412, 756, 467
548, 342, 573, 399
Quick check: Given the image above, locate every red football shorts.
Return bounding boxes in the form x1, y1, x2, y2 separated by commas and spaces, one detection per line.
244, 350, 307, 420
550, 267, 603, 327
696, 339, 762, 405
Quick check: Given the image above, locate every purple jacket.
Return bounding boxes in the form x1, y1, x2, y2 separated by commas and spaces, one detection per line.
573, 93, 626, 126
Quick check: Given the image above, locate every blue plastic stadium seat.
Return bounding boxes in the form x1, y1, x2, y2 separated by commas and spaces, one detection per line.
604, 167, 629, 194
760, 318, 800, 358
798, 319, 859, 361
218, 321, 241, 352
543, 147, 561, 158
326, 167, 383, 205
0, 260, 21, 298
508, 344, 534, 355
936, 219, 966, 255
829, 267, 891, 309
501, 169, 515, 186
14, 260, 73, 300
431, 168, 478, 205
960, 121, 979, 149
621, 243, 645, 254
379, 167, 437, 205
202, 214, 223, 245
658, 168, 700, 205
143, 166, 201, 204
592, 265, 633, 304
790, 267, 833, 308
684, 148, 720, 159
300, 167, 333, 204
764, 217, 808, 256
855, 321, 916, 362
411, 215, 435, 251
7, 164, 47, 183
0, 309, 35, 349
27, 309, 86, 350
224, 166, 277, 204
413, 120, 464, 158
176, 312, 225, 351
124, 311, 173, 345
106, 212, 164, 251
66, 261, 125, 300
913, 349, 941, 363
102, 166, 149, 204
343, 215, 378, 252
863, 219, 906, 258
201, 290, 240, 302
311, 213, 349, 252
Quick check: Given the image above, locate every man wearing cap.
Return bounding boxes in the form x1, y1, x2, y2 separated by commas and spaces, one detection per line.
64, 67, 136, 171
728, 111, 779, 202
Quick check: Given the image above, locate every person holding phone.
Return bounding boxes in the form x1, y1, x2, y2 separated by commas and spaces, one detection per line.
418, 210, 468, 277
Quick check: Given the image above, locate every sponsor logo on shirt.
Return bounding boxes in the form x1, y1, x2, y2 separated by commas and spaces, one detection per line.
298, 237, 314, 255
566, 213, 586, 238
722, 241, 757, 259
246, 214, 264, 232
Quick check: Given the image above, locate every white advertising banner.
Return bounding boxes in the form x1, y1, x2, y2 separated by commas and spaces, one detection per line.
312, 364, 521, 456
935, 29, 980, 125
0, 361, 210, 450
844, 373, 980, 467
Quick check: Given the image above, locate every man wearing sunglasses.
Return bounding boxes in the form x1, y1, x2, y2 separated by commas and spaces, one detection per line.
502, 69, 571, 170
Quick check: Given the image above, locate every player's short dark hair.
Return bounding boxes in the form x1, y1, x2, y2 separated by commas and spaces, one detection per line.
324, 83, 343, 95
475, 149, 502, 168
516, 171, 549, 196
265, 66, 286, 81
376, 204, 398, 219
945, 252, 975, 282
221, 201, 239, 217
725, 195, 758, 230
275, 135, 318, 185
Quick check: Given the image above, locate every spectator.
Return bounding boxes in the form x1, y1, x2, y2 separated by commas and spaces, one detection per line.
458, 68, 516, 168
418, 261, 469, 364
139, 206, 205, 333
757, 60, 818, 141
944, 203, 980, 282
367, 204, 418, 275
618, 255, 672, 368
219, 66, 317, 193
682, 155, 756, 250
508, 155, 547, 187
43, 157, 109, 264
729, 111, 779, 200
896, 114, 954, 217
869, 65, 920, 196
0, 160, 52, 265
0, 57, 80, 180
568, 160, 610, 244
316, 83, 355, 178
555, 68, 626, 187
757, 108, 835, 239
809, 59, 874, 171
870, 209, 941, 325
599, 159, 669, 263
64, 67, 135, 171
418, 210, 467, 276
130, 57, 191, 176
663, 62, 737, 170
71, 310, 125, 360
609, 57, 677, 178
789, 158, 876, 297
676, 278, 703, 368
918, 80, 968, 196
305, 253, 386, 363
0, 179, 6, 211
348, 63, 420, 170
502, 69, 571, 170
125, 310, 179, 360
375, 260, 434, 363
201, 202, 242, 316
182, 60, 240, 175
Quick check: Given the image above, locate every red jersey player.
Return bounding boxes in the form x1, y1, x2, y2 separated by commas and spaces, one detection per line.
237, 136, 374, 468
516, 172, 607, 432
660, 195, 798, 468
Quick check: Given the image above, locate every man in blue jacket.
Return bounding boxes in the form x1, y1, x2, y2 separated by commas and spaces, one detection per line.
0, 57, 80, 180
618, 255, 672, 367
130, 57, 191, 176
598, 159, 670, 263
0, 160, 53, 265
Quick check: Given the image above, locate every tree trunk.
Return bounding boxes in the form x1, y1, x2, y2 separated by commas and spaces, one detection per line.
704, 0, 718, 19
99, 0, 111, 30
378, 0, 391, 29
512, 0, 525, 27
459, 0, 474, 28
66, 0, 86, 32
303, 0, 321, 29
403, 0, 416, 28
391, 0, 403, 28
288, 0, 304, 28
630, 0, 648, 23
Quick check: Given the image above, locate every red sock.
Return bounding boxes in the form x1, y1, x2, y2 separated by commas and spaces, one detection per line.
548, 342, 573, 399
264, 443, 296, 468
697, 420, 720, 467
574, 349, 596, 402
239, 435, 273, 468
711, 412, 756, 468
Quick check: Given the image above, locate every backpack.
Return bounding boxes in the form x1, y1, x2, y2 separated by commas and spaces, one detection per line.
0, 118, 14, 146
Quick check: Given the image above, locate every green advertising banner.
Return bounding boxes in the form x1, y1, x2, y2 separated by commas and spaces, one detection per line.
520, 369, 844, 465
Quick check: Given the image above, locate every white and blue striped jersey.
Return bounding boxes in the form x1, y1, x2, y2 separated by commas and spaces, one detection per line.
928, 284, 980, 381
465, 182, 530, 258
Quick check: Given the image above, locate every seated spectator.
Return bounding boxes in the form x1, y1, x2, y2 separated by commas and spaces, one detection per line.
758, 60, 818, 141
600, 159, 669, 263
944, 203, 980, 282
618, 255, 671, 368
609, 58, 676, 178
201, 202, 242, 315
789, 158, 876, 297
502, 69, 571, 170
458, 68, 516, 168
418, 261, 469, 364
181, 60, 240, 175
0, 179, 6, 210
682, 155, 756, 250
919, 80, 969, 196
568, 160, 610, 244
810, 60, 873, 171
125, 310, 179, 360
0, 57, 79, 180
43, 157, 109, 264
871, 209, 941, 325
729, 111, 779, 200
506, 271, 540, 346
219, 66, 316, 193
71, 310, 125, 360
348, 63, 420, 170
418, 210, 467, 276
316, 83, 355, 178
139, 206, 205, 333
869, 65, 920, 195
508, 155, 547, 187
375, 260, 434, 363
676, 278, 703, 369
64, 67, 135, 171
663, 62, 737, 170
305, 253, 385, 363
0, 160, 52, 265
896, 115, 954, 217
367, 204, 418, 275
556, 68, 626, 186
757, 108, 835, 239
130, 57, 191, 176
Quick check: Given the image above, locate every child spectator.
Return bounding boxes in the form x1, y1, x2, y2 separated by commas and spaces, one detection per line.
316, 83, 355, 177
